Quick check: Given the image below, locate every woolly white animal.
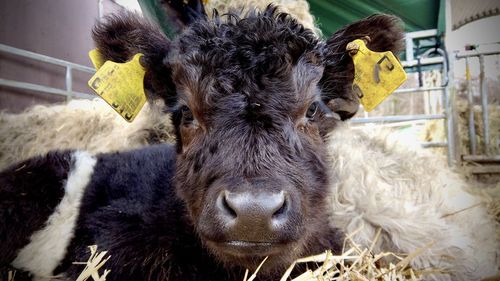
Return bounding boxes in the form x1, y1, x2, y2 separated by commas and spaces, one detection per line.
0, 99, 174, 170
327, 124, 499, 280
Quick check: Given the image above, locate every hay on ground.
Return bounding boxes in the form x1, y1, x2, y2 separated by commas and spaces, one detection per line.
74, 245, 111, 281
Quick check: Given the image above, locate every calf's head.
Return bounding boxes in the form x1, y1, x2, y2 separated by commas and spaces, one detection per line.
92, 7, 403, 272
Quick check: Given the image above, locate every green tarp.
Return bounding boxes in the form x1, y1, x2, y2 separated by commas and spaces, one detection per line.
308, 0, 445, 36
139, 0, 446, 39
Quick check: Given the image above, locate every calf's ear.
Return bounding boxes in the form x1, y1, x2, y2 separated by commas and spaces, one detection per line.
319, 14, 405, 120
91, 12, 176, 105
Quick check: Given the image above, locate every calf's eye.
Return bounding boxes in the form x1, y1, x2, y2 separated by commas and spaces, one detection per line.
181, 105, 194, 123
306, 102, 318, 119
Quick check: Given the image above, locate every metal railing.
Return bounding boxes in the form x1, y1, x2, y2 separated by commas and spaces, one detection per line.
0, 43, 96, 100
351, 84, 454, 163
455, 49, 500, 164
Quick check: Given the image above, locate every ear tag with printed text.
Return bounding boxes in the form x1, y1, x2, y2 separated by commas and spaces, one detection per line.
88, 53, 147, 122
347, 39, 407, 112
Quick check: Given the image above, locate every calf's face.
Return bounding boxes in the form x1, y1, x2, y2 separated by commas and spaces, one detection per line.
92, 7, 404, 273
170, 10, 333, 270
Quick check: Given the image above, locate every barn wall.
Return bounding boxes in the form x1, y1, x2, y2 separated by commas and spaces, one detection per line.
0, 0, 123, 113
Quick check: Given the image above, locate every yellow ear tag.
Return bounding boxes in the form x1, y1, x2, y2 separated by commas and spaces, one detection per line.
347, 39, 407, 112
88, 53, 147, 122
88, 49, 105, 70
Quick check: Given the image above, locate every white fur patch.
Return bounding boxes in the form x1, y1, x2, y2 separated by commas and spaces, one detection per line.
12, 151, 97, 280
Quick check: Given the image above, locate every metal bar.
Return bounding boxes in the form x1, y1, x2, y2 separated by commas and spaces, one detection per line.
405, 29, 438, 39
462, 155, 500, 162
405, 34, 414, 62
0, 78, 94, 99
351, 114, 445, 124
467, 165, 500, 174
0, 43, 95, 73
443, 0, 457, 167
402, 57, 443, 67
445, 35, 458, 167
456, 50, 500, 59
429, 48, 449, 86
465, 57, 477, 154
421, 142, 447, 148
394, 86, 445, 94
66, 66, 73, 100
355, 120, 431, 128
444, 86, 456, 166
478, 55, 490, 155
438, 47, 454, 165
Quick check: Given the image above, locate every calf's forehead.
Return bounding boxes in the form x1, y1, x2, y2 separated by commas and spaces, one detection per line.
168, 13, 324, 112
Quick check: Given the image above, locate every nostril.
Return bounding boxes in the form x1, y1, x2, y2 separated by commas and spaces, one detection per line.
272, 192, 288, 218
272, 198, 286, 218
217, 191, 237, 219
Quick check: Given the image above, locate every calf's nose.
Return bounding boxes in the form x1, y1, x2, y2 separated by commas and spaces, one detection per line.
215, 189, 290, 240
